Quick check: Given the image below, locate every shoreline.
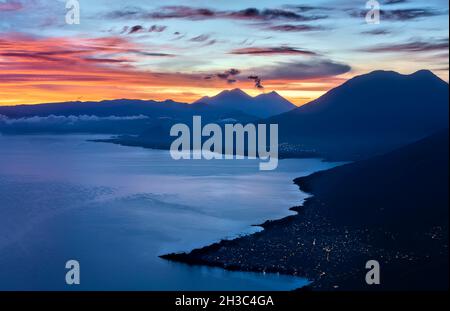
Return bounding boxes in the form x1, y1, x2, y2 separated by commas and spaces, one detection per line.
80, 133, 450, 290
159, 175, 449, 291
159, 177, 331, 290
160, 131, 450, 291
90, 136, 324, 160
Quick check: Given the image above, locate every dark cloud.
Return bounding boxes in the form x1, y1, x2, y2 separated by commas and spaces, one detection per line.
189, 34, 210, 42
135, 51, 175, 57
149, 25, 167, 32
226, 68, 240, 76
256, 59, 351, 80
248, 75, 264, 89
238, 38, 255, 46
171, 32, 186, 41
230, 46, 317, 56
383, 8, 442, 20
123, 24, 167, 34
227, 8, 326, 21
105, 7, 143, 19
283, 5, 333, 13
382, 0, 409, 5
83, 58, 129, 63
267, 24, 325, 32
107, 6, 328, 22
361, 29, 391, 35
149, 6, 216, 20
129, 25, 144, 34
216, 68, 241, 84
216, 73, 229, 79
349, 8, 443, 21
361, 38, 449, 53
203, 39, 217, 46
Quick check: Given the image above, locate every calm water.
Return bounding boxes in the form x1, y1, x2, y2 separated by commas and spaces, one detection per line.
0, 135, 338, 290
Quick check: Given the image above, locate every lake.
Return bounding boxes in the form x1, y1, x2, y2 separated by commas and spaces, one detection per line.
0, 135, 338, 290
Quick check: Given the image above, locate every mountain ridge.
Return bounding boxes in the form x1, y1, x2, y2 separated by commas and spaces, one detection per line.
268, 69, 449, 160
193, 88, 296, 118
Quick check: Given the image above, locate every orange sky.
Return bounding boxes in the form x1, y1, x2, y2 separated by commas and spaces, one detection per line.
1, 1, 448, 107
0, 34, 348, 107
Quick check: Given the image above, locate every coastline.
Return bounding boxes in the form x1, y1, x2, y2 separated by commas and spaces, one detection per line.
160, 175, 362, 290
90, 136, 323, 160
160, 129, 450, 291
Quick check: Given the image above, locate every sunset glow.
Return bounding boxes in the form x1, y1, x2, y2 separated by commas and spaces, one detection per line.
0, 0, 448, 106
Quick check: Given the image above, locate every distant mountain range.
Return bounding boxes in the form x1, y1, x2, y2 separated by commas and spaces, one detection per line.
0, 98, 257, 120
1, 69, 448, 161
194, 88, 296, 118
0, 89, 293, 134
269, 69, 449, 160
0, 98, 257, 134
0, 89, 295, 121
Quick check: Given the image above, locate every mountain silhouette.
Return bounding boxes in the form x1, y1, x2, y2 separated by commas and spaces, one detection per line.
194, 88, 296, 118
294, 129, 449, 289
0, 98, 248, 119
0, 98, 256, 134
270, 69, 449, 160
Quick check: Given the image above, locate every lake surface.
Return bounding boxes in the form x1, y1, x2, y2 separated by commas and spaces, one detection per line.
0, 135, 339, 290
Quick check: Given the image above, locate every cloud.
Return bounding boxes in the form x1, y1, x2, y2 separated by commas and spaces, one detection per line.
125, 24, 167, 34
203, 39, 217, 46
227, 8, 326, 21
83, 58, 130, 64
349, 8, 443, 21
207, 68, 241, 84
242, 58, 350, 89
129, 25, 144, 34
137, 52, 175, 57
189, 34, 210, 42
143, 6, 216, 20
0, 34, 175, 66
0, 114, 150, 125
255, 59, 351, 80
267, 24, 325, 32
0, 33, 209, 105
226, 68, 240, 76
382, 0, 409, 5
230, 46, 317, 56
107, 5, 328, 22
248, 75, 264, 89
0, 0, 22, 11
149, 25, 167, 32
361, 29, 391, 35
283, 4, 333, 13
361, 38, 449, 53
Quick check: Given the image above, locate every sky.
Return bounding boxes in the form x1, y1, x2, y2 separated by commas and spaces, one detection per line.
0, 0, 448, 106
